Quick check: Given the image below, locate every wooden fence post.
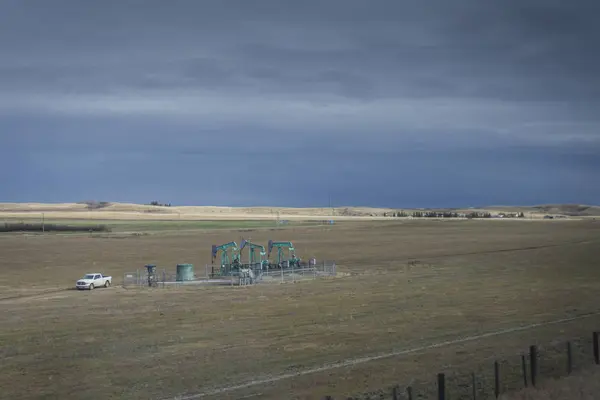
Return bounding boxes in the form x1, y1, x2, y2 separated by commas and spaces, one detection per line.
521, 354, 528, 387
392, 386, 399, 400
530, 345, 538, 387
438, 373, 446, 400
407, 386, 413, 400
594, 332, 599, 365
567, 341, 573, 374
472, 372, 477, 400
494, 361, 500, 398
324, 396, 333, 400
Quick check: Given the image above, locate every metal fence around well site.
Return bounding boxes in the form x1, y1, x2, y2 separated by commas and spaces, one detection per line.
253, 260, 337, 284
122, 260, 336, 288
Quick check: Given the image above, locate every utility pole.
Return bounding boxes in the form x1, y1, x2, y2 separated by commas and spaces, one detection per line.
42, 213, 45, 233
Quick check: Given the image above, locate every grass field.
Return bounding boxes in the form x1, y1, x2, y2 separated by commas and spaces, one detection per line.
500, 365, 600, 400
0, 217, 307, 233
1, 219, 600, 399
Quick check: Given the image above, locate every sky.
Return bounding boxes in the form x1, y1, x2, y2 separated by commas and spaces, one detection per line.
1, 0, 599, 208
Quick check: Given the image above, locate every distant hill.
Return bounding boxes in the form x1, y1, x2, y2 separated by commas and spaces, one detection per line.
0, 202, 394, 220
532, 204, 600, 216
0, 202, 596, 220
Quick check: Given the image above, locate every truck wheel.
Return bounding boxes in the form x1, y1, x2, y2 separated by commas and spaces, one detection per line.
104, 280, 110, 288
89, 283, 94, 290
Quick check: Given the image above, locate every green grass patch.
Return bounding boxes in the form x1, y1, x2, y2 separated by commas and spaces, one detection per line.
109, 220, 287, 232
0, 218, 315, 233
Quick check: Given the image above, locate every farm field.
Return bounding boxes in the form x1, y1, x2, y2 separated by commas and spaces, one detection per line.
1, 219, 600, 399
0, 217, 303, 233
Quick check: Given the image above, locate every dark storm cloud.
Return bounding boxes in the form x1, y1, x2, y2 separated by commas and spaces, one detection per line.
1, 0, 599, 206
3, 0, 599, 102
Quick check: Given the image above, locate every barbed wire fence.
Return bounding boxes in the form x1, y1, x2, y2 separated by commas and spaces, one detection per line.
323, 331, 599, 400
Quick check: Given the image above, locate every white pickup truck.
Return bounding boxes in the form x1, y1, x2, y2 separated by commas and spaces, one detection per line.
76, 273, 112, 290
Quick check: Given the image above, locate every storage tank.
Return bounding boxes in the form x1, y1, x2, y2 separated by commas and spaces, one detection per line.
176, 264, 194, 281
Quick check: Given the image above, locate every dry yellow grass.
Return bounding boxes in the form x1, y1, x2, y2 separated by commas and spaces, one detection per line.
499, 366, 600, 400
1, 219, 599, 399
0, 201, 394, 220
1, 201, 596, 222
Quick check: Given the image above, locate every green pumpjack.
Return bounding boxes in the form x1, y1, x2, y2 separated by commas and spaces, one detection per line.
211, 241, 241, 277
268, 240, 301, 269
240, 239, 269, 270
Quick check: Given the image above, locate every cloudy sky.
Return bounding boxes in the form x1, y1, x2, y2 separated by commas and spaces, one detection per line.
1, 0, 598, 207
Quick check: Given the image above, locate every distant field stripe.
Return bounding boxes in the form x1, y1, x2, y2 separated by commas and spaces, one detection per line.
403, 239, 598, 261
166, 310, 600, 400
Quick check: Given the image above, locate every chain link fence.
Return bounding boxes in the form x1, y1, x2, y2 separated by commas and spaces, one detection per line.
123, 268, 236, 288
123, 260, 336, 288
123, 270, 144, 287
255, 260, 336, 284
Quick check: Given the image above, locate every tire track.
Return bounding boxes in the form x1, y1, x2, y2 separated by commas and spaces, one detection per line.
165, 310, 600, 400
404, 239, 596, 262
0, 288, 73, 303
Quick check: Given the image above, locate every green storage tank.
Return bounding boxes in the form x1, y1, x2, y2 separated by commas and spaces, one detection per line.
176, 264, 194, 281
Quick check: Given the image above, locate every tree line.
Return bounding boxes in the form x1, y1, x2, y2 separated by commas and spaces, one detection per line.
383, 211, 526, 218
147, 201, 172, 207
